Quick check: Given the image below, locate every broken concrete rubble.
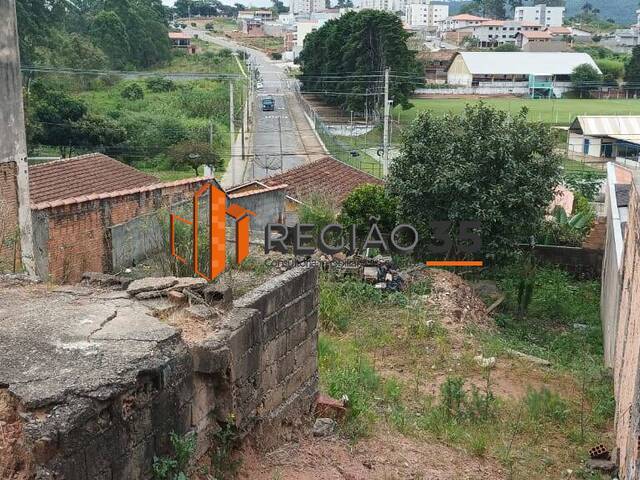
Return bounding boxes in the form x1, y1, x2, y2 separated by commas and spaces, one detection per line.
0, 265, 320, 479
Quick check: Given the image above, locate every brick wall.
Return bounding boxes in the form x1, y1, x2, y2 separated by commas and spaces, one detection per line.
614, 180, 640, 479
0, 162, 19, 269
32, 180, 210, 283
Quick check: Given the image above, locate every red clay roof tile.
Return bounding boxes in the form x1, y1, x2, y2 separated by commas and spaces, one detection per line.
261, 156, 383, 205
28, 153, 159, 205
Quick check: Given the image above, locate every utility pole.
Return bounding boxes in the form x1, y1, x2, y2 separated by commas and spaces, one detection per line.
382, 67, 390, 177
278, 117, 283, 174
229, 82, 235, 185
1, 0, 36, 278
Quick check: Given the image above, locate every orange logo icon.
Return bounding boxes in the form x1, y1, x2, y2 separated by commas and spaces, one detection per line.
170, 182, 255, 281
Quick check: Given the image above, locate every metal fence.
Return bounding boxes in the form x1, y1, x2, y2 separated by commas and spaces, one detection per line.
294, 88, 384, 178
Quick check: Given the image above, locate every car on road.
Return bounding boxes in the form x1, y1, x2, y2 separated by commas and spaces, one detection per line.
256, 82, 264, 90
261, 97, 275, 111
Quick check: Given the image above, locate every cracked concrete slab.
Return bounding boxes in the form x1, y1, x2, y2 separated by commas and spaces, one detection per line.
0, 283, 181, 408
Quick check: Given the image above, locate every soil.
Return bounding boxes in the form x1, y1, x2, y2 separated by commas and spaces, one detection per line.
238, 424, 506, 480
0, 390, 31, 480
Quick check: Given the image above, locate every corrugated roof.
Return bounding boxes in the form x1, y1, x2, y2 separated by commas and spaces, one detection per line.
572, 116, 640, 137
455, 52, 600, 76
261, 156, 383, 205
29, 153, 159, 205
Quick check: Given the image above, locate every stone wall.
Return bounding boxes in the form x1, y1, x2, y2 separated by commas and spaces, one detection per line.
0, 265, 319, 478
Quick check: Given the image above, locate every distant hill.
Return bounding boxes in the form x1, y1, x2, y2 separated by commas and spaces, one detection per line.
450, 0, 637, 26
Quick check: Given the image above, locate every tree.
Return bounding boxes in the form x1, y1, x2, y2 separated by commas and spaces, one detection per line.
625, 46, 640, 92
271, 0, 289, 13
89, 10, 130, 69
571, 63, 603, 95
596, 58, 624, 85
387, 103, 562, 260
28, 81, 88, 157
168, 141, 221, 175
73, 114, 127, 149
338, 184, 397, 236
299, 10, 420, 112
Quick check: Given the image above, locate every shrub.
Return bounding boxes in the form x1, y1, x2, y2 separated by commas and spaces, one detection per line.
270, 52, 282, 60
298, 193, 339, 239
145, 77, 176, 93
338, 184, 397, 237
152, 431, 196, 480
121, 82, 144, 100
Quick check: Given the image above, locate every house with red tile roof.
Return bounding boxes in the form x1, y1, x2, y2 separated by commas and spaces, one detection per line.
227, 156, 383, 224
27, 153, 215, 282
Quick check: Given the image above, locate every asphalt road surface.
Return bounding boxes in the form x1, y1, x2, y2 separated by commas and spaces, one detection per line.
194, 30, 322, 184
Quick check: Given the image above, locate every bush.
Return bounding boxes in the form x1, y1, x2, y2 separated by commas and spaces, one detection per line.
205, 22, 215, 30
145, 77, 176, 93
298, 193, 339, 238
338, 184, 397, 237
121, 82, 144, 100
270, 52, 282, 60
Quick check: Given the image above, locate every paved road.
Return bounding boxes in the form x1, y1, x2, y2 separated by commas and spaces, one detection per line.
193, 30, 326, 185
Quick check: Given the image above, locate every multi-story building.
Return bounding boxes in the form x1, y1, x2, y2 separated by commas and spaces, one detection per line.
437, 13, 490, 34
290, 0, 319, 15
457, 20, 542, 47
514, 4, 564, 27
360, 0, 394, 12
405, 1, 449, 28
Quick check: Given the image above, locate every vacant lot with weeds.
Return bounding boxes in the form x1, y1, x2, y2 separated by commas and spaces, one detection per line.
314, 265, 613, 479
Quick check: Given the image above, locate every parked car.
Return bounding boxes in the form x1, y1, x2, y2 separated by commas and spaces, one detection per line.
256, 82, 264, 90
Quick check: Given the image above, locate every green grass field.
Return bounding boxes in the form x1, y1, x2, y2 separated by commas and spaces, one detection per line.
397, 98, 640, 126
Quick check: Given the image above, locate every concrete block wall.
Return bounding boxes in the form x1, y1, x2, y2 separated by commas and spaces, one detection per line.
4, 265, 319, 478
192, 265, 320, 448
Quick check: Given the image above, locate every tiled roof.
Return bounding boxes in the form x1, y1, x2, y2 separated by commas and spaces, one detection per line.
449, 14, 490, 21
261, 156, 383, 205
29, 153, 159, 205
169, 32, 192, 40
521, 30, 552, 39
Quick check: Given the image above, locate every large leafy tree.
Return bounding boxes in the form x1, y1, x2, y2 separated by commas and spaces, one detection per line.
168, 141, 222, 175
299, 10, 420, 112
387, 103, 562, 260
625, 46, 640, 92
571, 63, 603, 94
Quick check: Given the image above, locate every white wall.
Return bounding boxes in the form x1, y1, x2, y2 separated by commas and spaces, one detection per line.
405, 3, 448, 27
514, 4, 564, 27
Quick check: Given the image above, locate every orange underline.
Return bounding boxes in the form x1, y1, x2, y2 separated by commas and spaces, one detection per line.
425, 261, 484, 267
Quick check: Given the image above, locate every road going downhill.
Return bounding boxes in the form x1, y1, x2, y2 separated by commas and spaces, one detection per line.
192, 30, 326, 185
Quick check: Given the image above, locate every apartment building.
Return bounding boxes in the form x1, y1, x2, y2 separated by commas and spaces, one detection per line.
405, 1, 449, 28
457, 20, 542, 47
514, 3, 564, 27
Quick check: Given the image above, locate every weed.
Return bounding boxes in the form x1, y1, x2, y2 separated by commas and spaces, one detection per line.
152, 431, 197, 480
467, 430, 488, 457
524, 387, 570, 423
440, 376, 466, 419
210, 419, 242, 480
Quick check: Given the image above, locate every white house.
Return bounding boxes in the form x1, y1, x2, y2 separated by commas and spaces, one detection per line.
568, 116, 640, 161
290, 0, 320, 15
446, 51, 600, 97
456, 20, 542, 47
514, 4, 564, 27
359, 0, 395, 12
437, 13, 490, 34
405, 1, 449, 28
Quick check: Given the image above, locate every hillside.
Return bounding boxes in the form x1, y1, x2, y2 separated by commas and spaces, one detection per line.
450, 0, 637, 26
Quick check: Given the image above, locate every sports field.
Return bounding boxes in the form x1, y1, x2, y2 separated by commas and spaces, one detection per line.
396, 98, 640, 125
